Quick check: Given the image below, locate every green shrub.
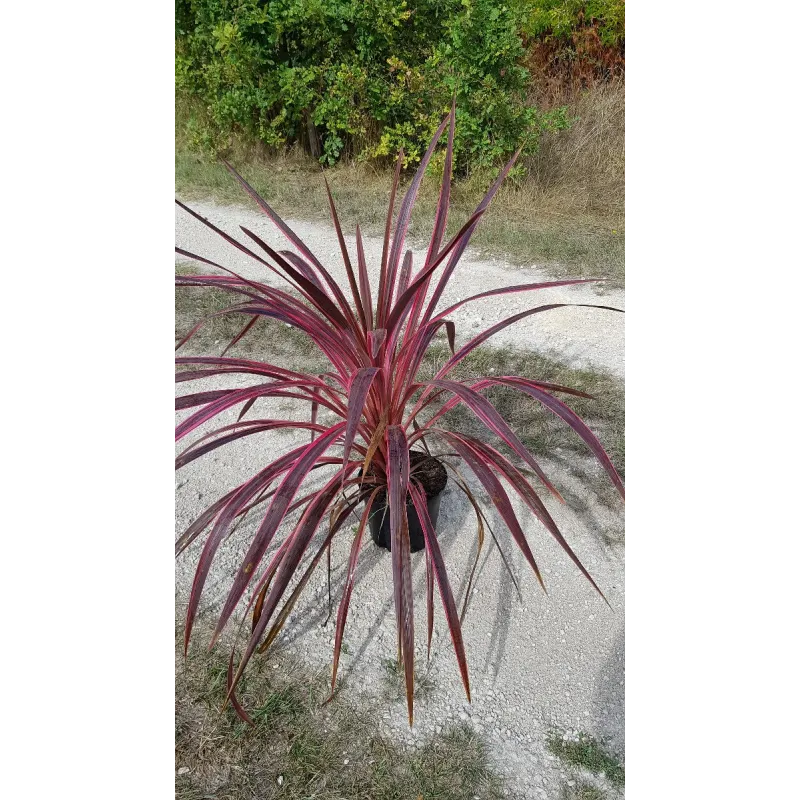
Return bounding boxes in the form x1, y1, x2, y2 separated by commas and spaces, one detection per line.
518, 0, 625, 48
175, 0, 570, 173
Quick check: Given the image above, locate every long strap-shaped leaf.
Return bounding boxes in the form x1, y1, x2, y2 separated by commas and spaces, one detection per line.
223, 525, 309, 717
355, 225, 374, 332
425, 545, 434, 660
383, 112, 452, 316
176, 355, 314, 378
176, 389, 234, 410
222, 477, 356, 721
476, 377, 624, 499
232, 303, 356, 376
397, 250, 413, 298
324, 176, 368, 331
439, 457, 523, 613
220, 159, 360, 329
177, 210, 354, 362
425, 100, 455, 266
256, 490, 364, 658
175, 253, 322, 318
239, 225, 355, 335
383, 205, 487, 336
220, 158, 338, 290
225, 464, 356, 700
392, 319, 449, 413
278, 250, 326, 292
427, 379, 564, 502
434, 303, 624, 379
376, 150, 404, 328
175, 249, 354, 365
438, 430, 547, 594
404, 302, 624, 433
175, 200, 292, 287
175, 364, 347, 412
420, 147, 522, 327
403, 102, 457, 346
212, 422, 347, 644
176, 380, 339, 442
330, 488, 381, 693
176, 420, 327, 469
443, 466, 486, 623
175, 260, 267, 302
220, 159, 326, 270
430, 279, 603, 322
453, 433, 608, 605
387, 424, 415, 725
182, 444, 311, 653
409, 481, 471, 702
341, 367, 381, 470
176, 276, 345, 364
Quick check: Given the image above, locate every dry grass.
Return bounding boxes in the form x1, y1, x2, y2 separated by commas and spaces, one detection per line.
176, 83, 624, 285
176, 619, 511, 800
525, 80, 624, 220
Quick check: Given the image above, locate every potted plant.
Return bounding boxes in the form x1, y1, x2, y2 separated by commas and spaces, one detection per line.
175, 107, 624, 725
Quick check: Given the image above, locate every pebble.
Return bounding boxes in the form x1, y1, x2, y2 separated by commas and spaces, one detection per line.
177, 767, 189, 776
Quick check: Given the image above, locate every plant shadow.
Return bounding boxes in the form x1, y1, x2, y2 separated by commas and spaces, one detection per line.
589, 629, 625, 759
280, 480, 473, 672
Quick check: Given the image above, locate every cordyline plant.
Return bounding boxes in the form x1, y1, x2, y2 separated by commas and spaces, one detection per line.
175, 107, 624, 726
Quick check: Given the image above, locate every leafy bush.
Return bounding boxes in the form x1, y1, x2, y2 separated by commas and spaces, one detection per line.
175, 110, 624, 724
175, 0, 570, 171
518, 0, 625, 48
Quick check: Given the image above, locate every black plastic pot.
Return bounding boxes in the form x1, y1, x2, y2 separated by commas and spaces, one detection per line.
367, 451, 448, 553
368, 490, 444, 553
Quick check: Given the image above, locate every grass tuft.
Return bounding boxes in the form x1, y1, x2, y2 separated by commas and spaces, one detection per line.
547, 731, 625, 788
380, 657, 436, 702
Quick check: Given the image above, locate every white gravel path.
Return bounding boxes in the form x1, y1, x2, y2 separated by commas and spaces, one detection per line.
176, 200, 625, 379
175, 200, 625, 798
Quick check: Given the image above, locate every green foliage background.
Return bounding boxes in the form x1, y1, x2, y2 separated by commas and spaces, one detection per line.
176, 0, 624, 173
519, 0, 624, 46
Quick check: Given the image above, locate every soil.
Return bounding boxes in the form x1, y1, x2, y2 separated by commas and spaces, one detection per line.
367, 450, 448, 500
409, 450, 449, 497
